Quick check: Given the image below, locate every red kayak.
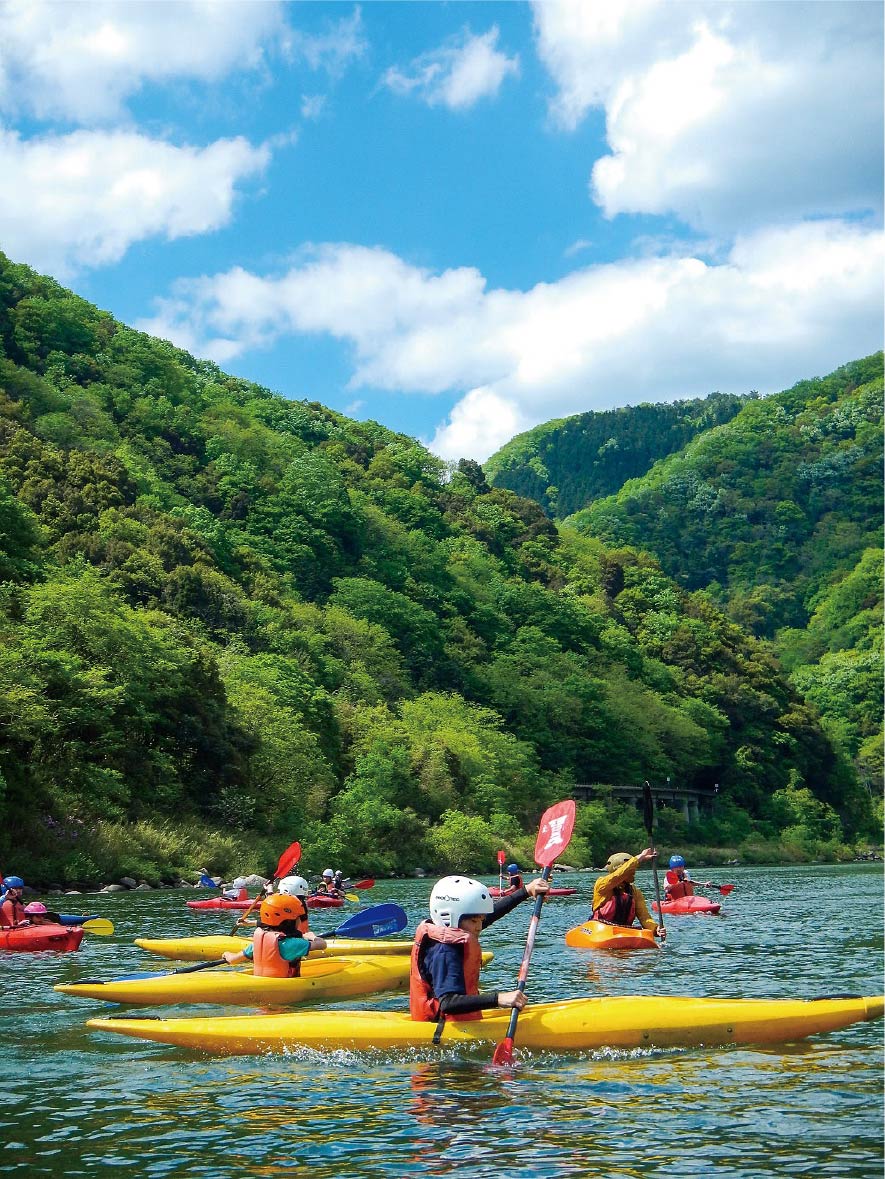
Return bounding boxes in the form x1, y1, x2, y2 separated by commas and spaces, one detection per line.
0, 923, 85, 952
306, 895, 344, 909
186, 898, 254, 911
653, 896, 721, 915
489, 886, 578, 898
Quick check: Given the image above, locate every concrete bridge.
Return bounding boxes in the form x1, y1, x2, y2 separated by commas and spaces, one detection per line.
573, 780, 719, 824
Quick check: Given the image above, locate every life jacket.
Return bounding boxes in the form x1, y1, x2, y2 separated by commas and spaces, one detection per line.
665, 869, 694, 900
251, 928, 304, 978
409, 921, 483, 1022
593, 885, 636, 926
0, 894, 26, 928
508, 874, 523, 890
251, 899, 309, 977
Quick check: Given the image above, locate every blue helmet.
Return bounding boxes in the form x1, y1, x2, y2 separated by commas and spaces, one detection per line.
668, 856, 685, 870
507, 863, 519, 875
3, 875, 24, 889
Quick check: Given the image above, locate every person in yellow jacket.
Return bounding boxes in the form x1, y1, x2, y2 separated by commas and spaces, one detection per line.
591, 849, 666, 940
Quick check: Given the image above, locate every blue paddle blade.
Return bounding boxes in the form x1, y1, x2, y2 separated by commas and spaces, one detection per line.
326, 903, 408, 938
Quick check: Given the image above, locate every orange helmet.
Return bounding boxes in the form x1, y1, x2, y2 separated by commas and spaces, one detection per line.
259, 894, 306, 928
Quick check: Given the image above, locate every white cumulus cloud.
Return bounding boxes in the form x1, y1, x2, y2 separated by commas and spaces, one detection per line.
382, 26, 519, 110
0, 127, 269, 276
0, 0, 287, 122
533, 0, 883, 232
137, 222, 883, 461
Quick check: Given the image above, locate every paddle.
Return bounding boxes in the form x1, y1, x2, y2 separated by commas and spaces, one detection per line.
352, 879, 375, 890
704, 883, 735, 895
80, 918, 114, 936
228, 840, 301, 935
497, 849, 506, 894
491, 799, 576, 1067
123, 903, 410, 980
642, 783, 665, 936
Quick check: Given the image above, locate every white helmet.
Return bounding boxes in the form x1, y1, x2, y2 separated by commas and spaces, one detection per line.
429, 876, 494, 929
278, 875, 309, 897
322, 868, 334, 879
232, 877, 247, 890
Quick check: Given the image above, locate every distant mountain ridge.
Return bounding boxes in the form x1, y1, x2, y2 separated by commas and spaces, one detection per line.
485, 390, 748, 518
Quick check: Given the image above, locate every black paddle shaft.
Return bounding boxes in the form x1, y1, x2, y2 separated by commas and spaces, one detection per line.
642, 782, 665, 933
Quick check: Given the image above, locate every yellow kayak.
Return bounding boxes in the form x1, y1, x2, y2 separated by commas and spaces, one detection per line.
135, 935, 413, 962
86, 994, 884, 1054
58, 952, 493, 1007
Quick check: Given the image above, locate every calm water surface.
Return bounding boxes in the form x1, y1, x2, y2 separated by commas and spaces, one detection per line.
1, 864, 882, 1178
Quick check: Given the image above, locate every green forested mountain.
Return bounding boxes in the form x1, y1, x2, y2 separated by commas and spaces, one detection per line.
485, 392, 747, 517
497, 357, 883, 811
0, 253, 877, 885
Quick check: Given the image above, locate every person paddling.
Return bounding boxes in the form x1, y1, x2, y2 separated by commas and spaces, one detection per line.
0, 876, 27, 927
221, 884, 327, 977
506, 863, 523, 890
664, 855, 712, 901
591, 850, 666, 941
409, 874, 549, 1022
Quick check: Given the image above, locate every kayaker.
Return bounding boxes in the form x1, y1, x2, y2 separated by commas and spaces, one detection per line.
665, 855, 712, 900
409, 873, 549, 1022
23, 902, 61, 926
221, 893, 327, 977
0, 876, 27, 927
314, 868, 343, 898
591, 850, 666, 941
506, 863, 523, 890
222, 877, 249, 901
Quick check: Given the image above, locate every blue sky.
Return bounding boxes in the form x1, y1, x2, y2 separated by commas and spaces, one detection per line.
0, 1, 882, 460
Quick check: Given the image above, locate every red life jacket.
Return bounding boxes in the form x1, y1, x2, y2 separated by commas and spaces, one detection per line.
0, 894, 26, 928
665, 869, 694, 900
409, 921, 483, 1022
593, 886, 636, 926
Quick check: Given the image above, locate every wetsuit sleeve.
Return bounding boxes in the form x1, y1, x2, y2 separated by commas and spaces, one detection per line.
279, 936, 312, 962
438, 991, 500, 1015
482, 886, 529, 928
241, 943, 254, 960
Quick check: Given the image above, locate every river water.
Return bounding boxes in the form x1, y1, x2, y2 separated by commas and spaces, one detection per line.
1, 863, 882, 1178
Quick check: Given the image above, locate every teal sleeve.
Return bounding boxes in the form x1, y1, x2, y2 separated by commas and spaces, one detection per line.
279, 936, 311, 962
242, 944, 254, 960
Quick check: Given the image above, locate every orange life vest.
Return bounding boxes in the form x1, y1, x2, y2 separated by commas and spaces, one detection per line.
0, 895, 26, 928
251, 899, 309, 977
409, 921, 483, 1022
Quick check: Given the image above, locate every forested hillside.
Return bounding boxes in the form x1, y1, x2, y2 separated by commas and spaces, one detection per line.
560, 357, 883, 802
0, 253, 877, 886
485, 392, 747, 517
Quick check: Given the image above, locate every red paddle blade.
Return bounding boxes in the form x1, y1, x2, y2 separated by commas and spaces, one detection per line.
491, 1036, 514, 1067
533, 800, 576, 868
353, 879, 375, 890
497, 850, 506, 866
273, 840, 302, 880
718, 884, 735, 895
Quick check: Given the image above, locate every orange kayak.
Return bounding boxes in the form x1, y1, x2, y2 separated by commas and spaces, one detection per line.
564, 919, 659, 951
